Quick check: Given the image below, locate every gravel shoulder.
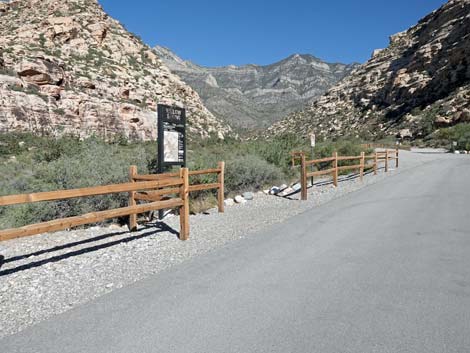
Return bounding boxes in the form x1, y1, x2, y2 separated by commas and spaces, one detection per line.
0, 149, 452, 338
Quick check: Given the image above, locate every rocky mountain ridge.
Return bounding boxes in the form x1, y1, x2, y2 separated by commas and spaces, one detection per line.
269, 0, 470, 141
155, 46, 358, 129
0, 0, 231, 140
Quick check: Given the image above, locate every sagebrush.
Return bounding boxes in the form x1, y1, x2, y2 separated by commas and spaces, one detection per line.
0, 132, 368, 227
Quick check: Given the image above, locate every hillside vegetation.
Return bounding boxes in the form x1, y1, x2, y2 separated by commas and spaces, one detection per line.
0, 133, 372, 228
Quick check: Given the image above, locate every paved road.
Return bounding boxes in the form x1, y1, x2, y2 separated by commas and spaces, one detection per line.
2, 155, 470, 353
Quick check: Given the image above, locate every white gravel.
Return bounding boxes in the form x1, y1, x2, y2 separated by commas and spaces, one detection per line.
0, 149, 451, 338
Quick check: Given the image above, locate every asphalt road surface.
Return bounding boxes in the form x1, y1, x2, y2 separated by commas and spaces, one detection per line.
2, 155, 470, 353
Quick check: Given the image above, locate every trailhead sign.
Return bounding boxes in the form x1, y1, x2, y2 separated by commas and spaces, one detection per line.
157, 104, 186, 172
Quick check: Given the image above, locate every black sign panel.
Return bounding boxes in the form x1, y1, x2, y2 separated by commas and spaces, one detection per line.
157, 104, 186, 172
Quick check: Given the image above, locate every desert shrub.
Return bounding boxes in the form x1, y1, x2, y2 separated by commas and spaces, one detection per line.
336, 140, 368, 157
224, 154, 283, 193
312, 139, 371, 170
246, 133, 308, 170
0, 132, 369, 227
189, 192, 218, 214
0, 67, 16, 76
433, 123, 470, 150
53, 108, 65, 116
0, 136, 154, 228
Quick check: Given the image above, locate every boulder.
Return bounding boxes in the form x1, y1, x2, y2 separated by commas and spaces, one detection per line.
40, 84, 62, 98
435, 116, 452, 126
398, 128, 413, 139
108, 224, 123, 230
458, 110, 470, 122
88, 22, 108, 45
291, 183, 301, 191
371, 48, 384, 58
242, 192, 254, 201
48, 16, 80, 43
15, 58, 63, 86
269, 186, 280, 195
0, 3, 10, 16
224, 198, 234, 207
234, 195, 246, 204
280, 187, 294, 196
77, 77, 96, 89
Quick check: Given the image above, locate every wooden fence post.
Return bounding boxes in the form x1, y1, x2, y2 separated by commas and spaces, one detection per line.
179, 167, 190, 240
333, 152, 338, 187
128, 165, 137, 231
395, 148, 399, 168
300, 154, 307, 200
385, 150, 389, 172
360, 152, 365, 182
374, 152, 378, 175
217, 161, 225, 213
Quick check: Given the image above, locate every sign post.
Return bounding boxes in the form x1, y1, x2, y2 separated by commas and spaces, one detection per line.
157, 104, 186, 172
157, 104, 186, 218
309, 132, 316, 186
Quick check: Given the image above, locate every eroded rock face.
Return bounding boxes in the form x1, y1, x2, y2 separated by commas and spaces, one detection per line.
0, 0, 231, 140
15, 58, 64, 85
268, 0, 470, 140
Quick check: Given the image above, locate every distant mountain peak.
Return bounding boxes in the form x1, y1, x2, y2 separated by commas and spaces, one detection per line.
154, 46, 359, 129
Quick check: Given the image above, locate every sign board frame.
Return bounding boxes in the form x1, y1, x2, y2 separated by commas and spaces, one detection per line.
157, 104, 186, 172
309, 133, 316, 148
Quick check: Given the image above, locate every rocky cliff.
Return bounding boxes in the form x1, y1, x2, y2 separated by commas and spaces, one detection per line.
269, 0, 470, 141
155, 46, 358, 129
0, 0, 231, 140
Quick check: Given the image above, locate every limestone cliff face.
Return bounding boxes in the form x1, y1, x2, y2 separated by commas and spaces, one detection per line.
155, 46, 358, 129
0, 0, 231, 140
269, 0, 470, 140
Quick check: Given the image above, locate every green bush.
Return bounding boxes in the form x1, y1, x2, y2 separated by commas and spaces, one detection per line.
0, 132, 369, 228
432, 123, 470, 150
225, 154, 283, 192
0, 136, 154, 228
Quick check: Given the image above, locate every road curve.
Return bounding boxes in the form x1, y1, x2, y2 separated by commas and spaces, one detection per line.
2, 155, 470, 353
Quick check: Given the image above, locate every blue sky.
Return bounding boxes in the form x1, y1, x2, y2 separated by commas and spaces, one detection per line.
99, 0, 447, 67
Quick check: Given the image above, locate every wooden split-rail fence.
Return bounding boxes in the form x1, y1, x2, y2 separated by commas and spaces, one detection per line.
297, 149, 399, 200
360, 143, 411, 151
0, 162, 225, 242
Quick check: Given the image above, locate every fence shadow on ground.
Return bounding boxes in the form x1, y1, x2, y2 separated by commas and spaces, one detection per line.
281, 166, 386, 200
0, 222, 179, 276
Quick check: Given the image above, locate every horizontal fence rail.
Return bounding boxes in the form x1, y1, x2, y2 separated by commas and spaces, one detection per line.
0, 179, 181, 207
0, 162, 225, 243
129, 161, 225, 234
299, 149, 398, 200
0, 171, 189, 241
361, 143, 411, 151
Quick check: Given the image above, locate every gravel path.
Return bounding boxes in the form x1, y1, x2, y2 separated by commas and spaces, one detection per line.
0, 149, 450, 338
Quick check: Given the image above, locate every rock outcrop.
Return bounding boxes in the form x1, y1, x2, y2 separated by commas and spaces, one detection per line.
155, 46, 358, 129
268, 0, 470, 140
0, 0, 231, 140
